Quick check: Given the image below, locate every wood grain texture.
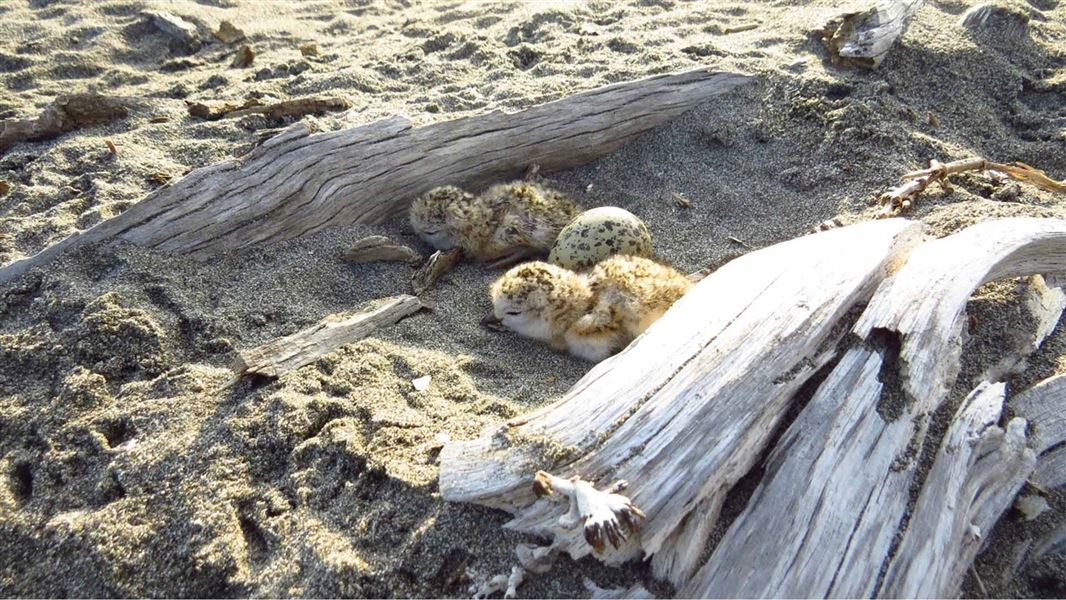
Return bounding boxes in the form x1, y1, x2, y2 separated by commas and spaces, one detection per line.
684, 217, 1066, 598
0, 68, 752, 285
231, 295, 422, 378
880, 382, 1035, 598
439, 218, 922, 585
822, 0, 926, 68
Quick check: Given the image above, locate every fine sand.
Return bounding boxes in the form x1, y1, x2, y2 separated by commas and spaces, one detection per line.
1, 0, 1065, 597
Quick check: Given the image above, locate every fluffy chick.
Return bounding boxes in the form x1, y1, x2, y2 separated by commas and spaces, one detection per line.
489, 255, 692, 362
409, 182, 580, 267
479, 181, 581, 263
409, 185, 492, 255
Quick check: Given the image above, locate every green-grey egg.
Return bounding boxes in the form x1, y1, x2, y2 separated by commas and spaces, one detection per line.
548, 207, 653, 271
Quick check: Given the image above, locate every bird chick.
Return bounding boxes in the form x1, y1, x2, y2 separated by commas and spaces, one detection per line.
478, 181, 581, 265
489, 255, 692, 362
409, 182, 580, 268
409, 185, 492, 254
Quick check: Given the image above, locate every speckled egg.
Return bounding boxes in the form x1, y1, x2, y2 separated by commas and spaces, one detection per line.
548, 207, 653, 271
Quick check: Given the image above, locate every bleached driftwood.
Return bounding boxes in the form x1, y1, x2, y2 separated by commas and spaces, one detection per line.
1012, 374, 1066, 489
683, 218, 1066, 598
0, 67, 751, 285
231, 295, 422, 379
880, 382, 1035, 598
819, 0, 926, 68
440, 218, 923, 585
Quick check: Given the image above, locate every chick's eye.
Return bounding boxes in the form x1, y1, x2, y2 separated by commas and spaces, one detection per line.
505, 310, 523, 316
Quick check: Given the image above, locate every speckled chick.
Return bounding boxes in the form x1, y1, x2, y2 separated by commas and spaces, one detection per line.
490, 255, 692, 362
409, 182, 580, 267
409, 185, 494, 255
478, 181, 582, 263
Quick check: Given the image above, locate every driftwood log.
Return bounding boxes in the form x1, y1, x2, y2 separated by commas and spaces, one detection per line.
440, 217, 1066, 596
0, 67, 751, 286
231, 295, 422, 379
819, 0, 926, 68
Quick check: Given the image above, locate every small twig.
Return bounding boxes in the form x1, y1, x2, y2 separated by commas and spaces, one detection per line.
723, 22, 759, 34
879, 158, 1066, 217
970, 564, 988, 597
728, 235, 752, 249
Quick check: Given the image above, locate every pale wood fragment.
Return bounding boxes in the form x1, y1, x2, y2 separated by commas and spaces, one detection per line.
819, 0, 926, 69
341, 236, 421, 265
231, 295, 422, 379
1012, 374, 1066, 455
411, 249, 462, 295
0, 67, 751, 285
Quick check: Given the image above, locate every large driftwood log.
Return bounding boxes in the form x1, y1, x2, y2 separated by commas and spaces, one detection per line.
231, 295, 422, 379
0, 68, 751, 285
880, 382, 1035, 598
439, 218, 923, 585
819, 0, 926, 68
683, 218, 1066, 598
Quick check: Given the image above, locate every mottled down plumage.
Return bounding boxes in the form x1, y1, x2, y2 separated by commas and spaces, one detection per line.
409, 181, 580, 266
489, 254, 692, 361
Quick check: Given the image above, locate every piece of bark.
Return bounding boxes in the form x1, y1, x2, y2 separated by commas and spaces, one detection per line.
818, 0, 926, 69
145, 10, 202, 53
439, 219, 922, 585
0, 93, 130, 154
411, 248, 462, 295
233, 44, 255, 68
231, 295, 422, 378
342, 236, 421, 265
0, 67, 751, 285
880, 382, 1035, 598
684, 217, 1066, 598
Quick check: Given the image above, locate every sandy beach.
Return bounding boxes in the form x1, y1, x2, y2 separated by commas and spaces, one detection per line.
1, 0, 1064, 597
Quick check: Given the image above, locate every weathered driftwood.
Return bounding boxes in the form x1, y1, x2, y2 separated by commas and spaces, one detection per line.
880, 382, 1035, 598
0, 67, 751, 285
979, 276, 1066, 383
819, 0, 926, 68
439, 218, 922, 585
341, 236, 421, 265
0, 94, 130, 154
231, 295, 422, 379
412, 249, 462, 296
1012, 374, 1066, 489
683, 217, 1066, 598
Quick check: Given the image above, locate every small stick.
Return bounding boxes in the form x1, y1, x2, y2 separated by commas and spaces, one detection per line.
723, 22, 759, 34
970, 564, 988, 597
342, 235, 421, 265
728, 235, 752, 249
879, 158, 1066, 217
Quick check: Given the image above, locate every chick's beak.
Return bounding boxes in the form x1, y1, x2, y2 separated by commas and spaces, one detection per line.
481, 313, 506, 332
